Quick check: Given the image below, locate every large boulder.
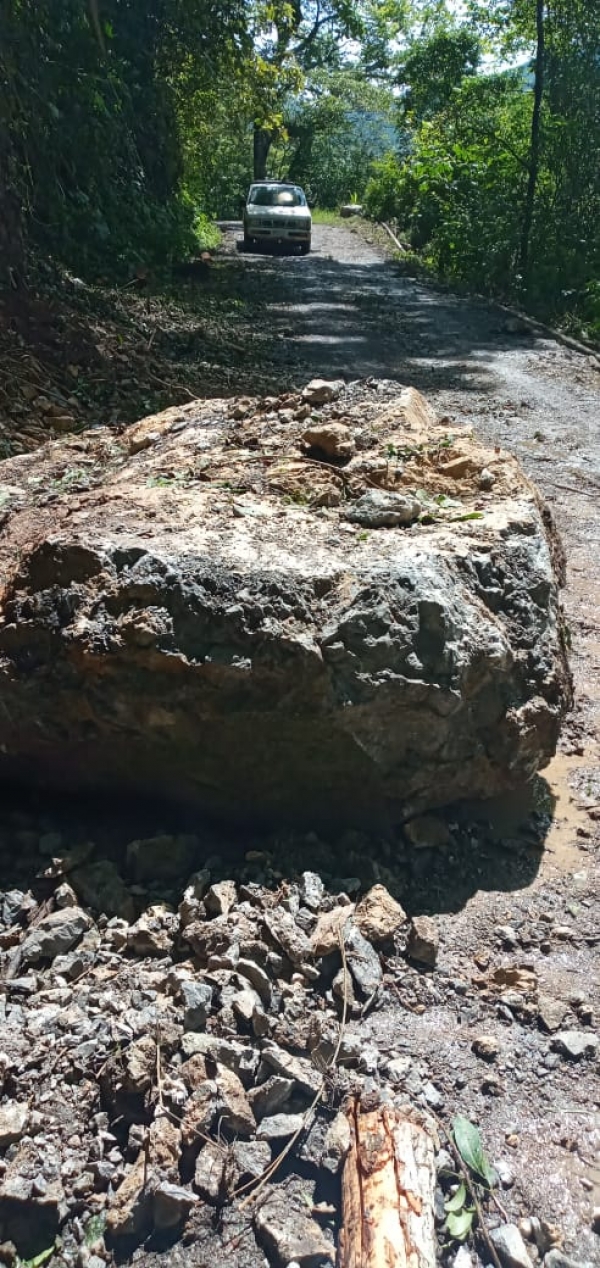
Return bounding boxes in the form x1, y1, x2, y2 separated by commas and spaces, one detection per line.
0, 381, 571, 831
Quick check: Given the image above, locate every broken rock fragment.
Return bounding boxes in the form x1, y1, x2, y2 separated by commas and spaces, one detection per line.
0, 1102, 29, 1147
302, 422, 355, 461
406, 915, 439, 966
153, 1182, 198, 1230
354, 884, 406, 945
254, 1185, 334, 1265
344, 921, 383, 999
21, 907, 93, 963
344, 488, 421, 527
301, 378, 344, 404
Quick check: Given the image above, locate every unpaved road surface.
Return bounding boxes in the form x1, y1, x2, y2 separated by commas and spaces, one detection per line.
0, 223, 598, 1268
229, 222, 600, 1260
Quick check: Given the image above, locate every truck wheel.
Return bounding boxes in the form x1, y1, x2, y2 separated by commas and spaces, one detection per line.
300, 241, 311, 255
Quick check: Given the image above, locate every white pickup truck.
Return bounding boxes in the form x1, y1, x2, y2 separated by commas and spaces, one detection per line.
242, 181, 312, 254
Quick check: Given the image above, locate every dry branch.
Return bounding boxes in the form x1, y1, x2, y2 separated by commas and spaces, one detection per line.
338, 1098, 437, 1268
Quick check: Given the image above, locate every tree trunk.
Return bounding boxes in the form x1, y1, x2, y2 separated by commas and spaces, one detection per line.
0, 124, 24, 290
520, 0, 545, 293
338, 1097, 437, 1268
253, 126, 273, 180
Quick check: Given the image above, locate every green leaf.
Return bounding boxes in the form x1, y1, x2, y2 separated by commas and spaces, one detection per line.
452, 511, 484, 521
21, 1249, 55, 1268
452, 1115, 496, 1187
444, 1181, 468, 1213
446, 1206, 475, 1241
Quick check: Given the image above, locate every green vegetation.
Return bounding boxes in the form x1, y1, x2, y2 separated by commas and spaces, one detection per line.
1, 0, 598, 333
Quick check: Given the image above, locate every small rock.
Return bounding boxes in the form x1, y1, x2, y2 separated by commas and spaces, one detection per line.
386, 1055, 412, 1083
479, 467, 496, 490
311, 905, 355, 955
344, 921, 383, 998
178, 869, 211, 928
106, 1117, 180, 1237
301, 378, 344, 405
453, 1249, 474, 1268
422, 1081, 444, 1110
404, 815, 451, 849
490, 1223, 534, 1268
551, 1031, 598, 1060
248, 1075, 294, 1121
544, 1254, 594, 1268
54, 881, 78, 908
593, 1207, 600, 1234
354, 885, 406, 945
21, 907, 93, 963
494, 1158, 515, 1188
237, 958, 272, 1005
181, 1083, 218, 1147
193, 1142, 225, 1203
180, 980, 213, 1031
472, 1034, 500, 1061
152, 1182, 197, 1229
482, 1075, 504, 1097
496, 925, 519, 949
526, 1217, 562, 1254
538, 995, 568, 1033
232, 1139, 271, 1183
181, 1033, 256, 1083
205, 880, 237, 917
127, 908, 174, 957
215, 1066, 256, 1138
302, 422, 355, 461
406, 915, 439, 966
263, 908, 312, 967
254, 1188, 334, 1265
299, 872, 326, 911
344, 489, 421, 528
261, 1043, 322, 1097
257, 1113, 305, 1141
322, 1112, 352, 1174
0, 1103, 29, 1147
443, 455, 475, 479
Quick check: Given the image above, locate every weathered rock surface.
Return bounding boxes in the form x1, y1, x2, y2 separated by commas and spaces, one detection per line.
0, 382, 571, 830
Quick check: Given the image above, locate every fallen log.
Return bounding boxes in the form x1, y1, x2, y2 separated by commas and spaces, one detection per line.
338, 1098, 438, 1268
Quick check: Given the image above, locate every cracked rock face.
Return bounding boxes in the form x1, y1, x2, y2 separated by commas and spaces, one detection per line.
0, 381, 571, 830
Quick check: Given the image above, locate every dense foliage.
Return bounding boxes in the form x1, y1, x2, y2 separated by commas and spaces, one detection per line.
1, 0, 598, 332
365, 5, 600, 331
0, 0, 246, 279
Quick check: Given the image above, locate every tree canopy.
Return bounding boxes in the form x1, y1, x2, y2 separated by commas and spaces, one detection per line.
1, 0, 598, 334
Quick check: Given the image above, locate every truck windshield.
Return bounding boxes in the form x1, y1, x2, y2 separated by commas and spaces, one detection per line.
248, 185, 306, 208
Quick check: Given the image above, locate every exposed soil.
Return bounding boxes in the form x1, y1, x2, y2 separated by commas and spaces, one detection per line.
0, 221, 598, 1268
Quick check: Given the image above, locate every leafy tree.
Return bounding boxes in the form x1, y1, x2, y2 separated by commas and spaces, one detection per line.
281, 69, 396, 206
245, 0, 367, 178
0, 0, 247, 277
396, 26, 482, 121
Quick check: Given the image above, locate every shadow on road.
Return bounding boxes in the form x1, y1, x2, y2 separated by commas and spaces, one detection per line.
183, 221, 540, 400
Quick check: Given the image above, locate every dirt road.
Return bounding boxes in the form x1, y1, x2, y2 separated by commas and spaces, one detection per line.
219, 220, 600, 1261
0, 223, 598, 1268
